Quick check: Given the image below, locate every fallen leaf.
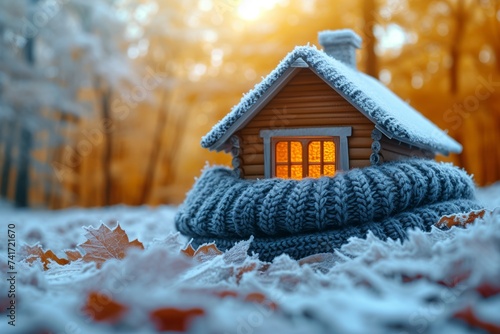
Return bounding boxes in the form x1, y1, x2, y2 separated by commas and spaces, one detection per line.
82, 291, 128, 323
150, 307, 205, 332
244, 292, 278, 311
214, 290, 239, 298
437, 270, 471, 288
476, 282, 500, 298
180, 244, 196, 257
213, 289, 278, 311
195, 243, 222, 256
194, 288, 278, 311
234, 263, 270, 284
299, 253, 332, 266
181, 242, 222, 261
235, 263, 256, 283
401, 274, 425, 284
402, 272, 469, 288
453, 306, 500, 333
436, 209, 489, 229
65, 249, 83, 262
80, 224, 144, 268
21, 244, 69, 270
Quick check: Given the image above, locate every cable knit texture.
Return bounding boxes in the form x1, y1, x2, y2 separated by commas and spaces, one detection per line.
175, 159, 481, 261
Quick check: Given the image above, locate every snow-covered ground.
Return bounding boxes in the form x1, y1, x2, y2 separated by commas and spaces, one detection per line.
0, 184, 499, 334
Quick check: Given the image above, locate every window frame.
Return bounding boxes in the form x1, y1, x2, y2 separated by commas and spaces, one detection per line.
272, 137, 339, 179
260, 127, 352, 179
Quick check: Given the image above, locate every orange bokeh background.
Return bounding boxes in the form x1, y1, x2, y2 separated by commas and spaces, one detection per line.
1, 0, 499, 208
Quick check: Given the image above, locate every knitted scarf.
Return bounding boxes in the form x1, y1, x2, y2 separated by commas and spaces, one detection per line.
175, 159, 482, 261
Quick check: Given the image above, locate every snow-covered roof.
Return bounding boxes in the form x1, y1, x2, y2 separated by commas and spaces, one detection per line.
201, 46, 462, 155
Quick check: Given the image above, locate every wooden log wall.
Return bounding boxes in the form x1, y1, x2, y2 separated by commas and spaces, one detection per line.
236, 68, 374, 178
379, 136, 435, 162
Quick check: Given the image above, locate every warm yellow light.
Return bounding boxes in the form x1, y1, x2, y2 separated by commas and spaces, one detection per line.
237, 0, 281, 21
275, 140, 336, 179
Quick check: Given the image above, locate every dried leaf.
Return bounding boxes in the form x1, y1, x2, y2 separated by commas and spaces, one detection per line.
65, 249, 83, 262
437, 270, 471, 288
298, 253, 337, 272
180, 244, 196, 257
82, 291, 128, 323
80, 224, 144, 268
436, 209, 489, 229
476, 282, 500, 298
181, 242, 222, 261
244, 292, 278, 311
453, 306, 500, 333
21, 244, 69, 270
211, 289, 278, 311
235, 263, 256, 283
214, 290, 239, 298
234, 263, 270, 284
150, 307, 205, 332
401, 270, 471, 288
195, 243, 222, 256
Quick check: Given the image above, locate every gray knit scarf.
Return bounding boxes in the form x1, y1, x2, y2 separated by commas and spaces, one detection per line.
175, 159, 481, 261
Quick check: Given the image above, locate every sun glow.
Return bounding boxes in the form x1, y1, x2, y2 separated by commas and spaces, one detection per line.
237, 0, 282, 21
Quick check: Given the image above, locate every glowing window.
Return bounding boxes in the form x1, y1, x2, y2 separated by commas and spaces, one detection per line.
274, 138, 336, 179
275, 141, 303, 179
307, 140, 336, 177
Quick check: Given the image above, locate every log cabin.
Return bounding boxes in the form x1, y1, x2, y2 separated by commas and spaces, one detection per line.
201, 29, 462, 180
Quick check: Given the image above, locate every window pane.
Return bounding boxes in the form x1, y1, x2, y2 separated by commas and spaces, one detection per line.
324, 164, 336, 176
323, 141, 335, 162
308, 165, 321, 178
308, 141, 321, 162
276, 165, 288, 178
291, 141, 302, 162
276, 142, 288, 163
291, 165, 303, 179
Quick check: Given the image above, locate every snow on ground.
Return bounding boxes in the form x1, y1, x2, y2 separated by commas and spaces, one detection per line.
0, 185, 499, 334
476, 181, 500, 210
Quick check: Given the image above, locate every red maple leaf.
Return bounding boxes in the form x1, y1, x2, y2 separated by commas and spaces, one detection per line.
80, 224, 144, 268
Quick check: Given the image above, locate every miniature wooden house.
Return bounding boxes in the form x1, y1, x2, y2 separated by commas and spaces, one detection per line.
201, 29, 462, 180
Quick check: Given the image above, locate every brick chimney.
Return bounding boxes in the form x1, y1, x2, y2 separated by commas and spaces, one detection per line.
318, 29, 362, 69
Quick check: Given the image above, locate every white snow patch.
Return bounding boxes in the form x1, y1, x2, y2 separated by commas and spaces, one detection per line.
0, 184, 499, 333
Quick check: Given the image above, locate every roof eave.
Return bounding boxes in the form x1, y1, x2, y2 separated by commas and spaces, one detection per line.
206, 65, 304, 152
375, 124, 461, 156
207, 141, 231, 152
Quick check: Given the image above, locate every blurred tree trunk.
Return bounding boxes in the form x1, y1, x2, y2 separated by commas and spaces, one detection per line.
148, 91, 193, 204
49, 142, 66, 209
140, 92, 167, 204
0, 120, 13, 198
450, 0, 465, 95
14, 127, 32, 207
44, 116, 58, 206
0, 22, 9, 199
14, 10, 37, 207
363, 0, 378, 77
100, 84, 113, 206
162, 94, 192, 189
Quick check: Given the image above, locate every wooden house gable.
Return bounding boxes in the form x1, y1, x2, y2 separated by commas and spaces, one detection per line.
234, 68, 375, 179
